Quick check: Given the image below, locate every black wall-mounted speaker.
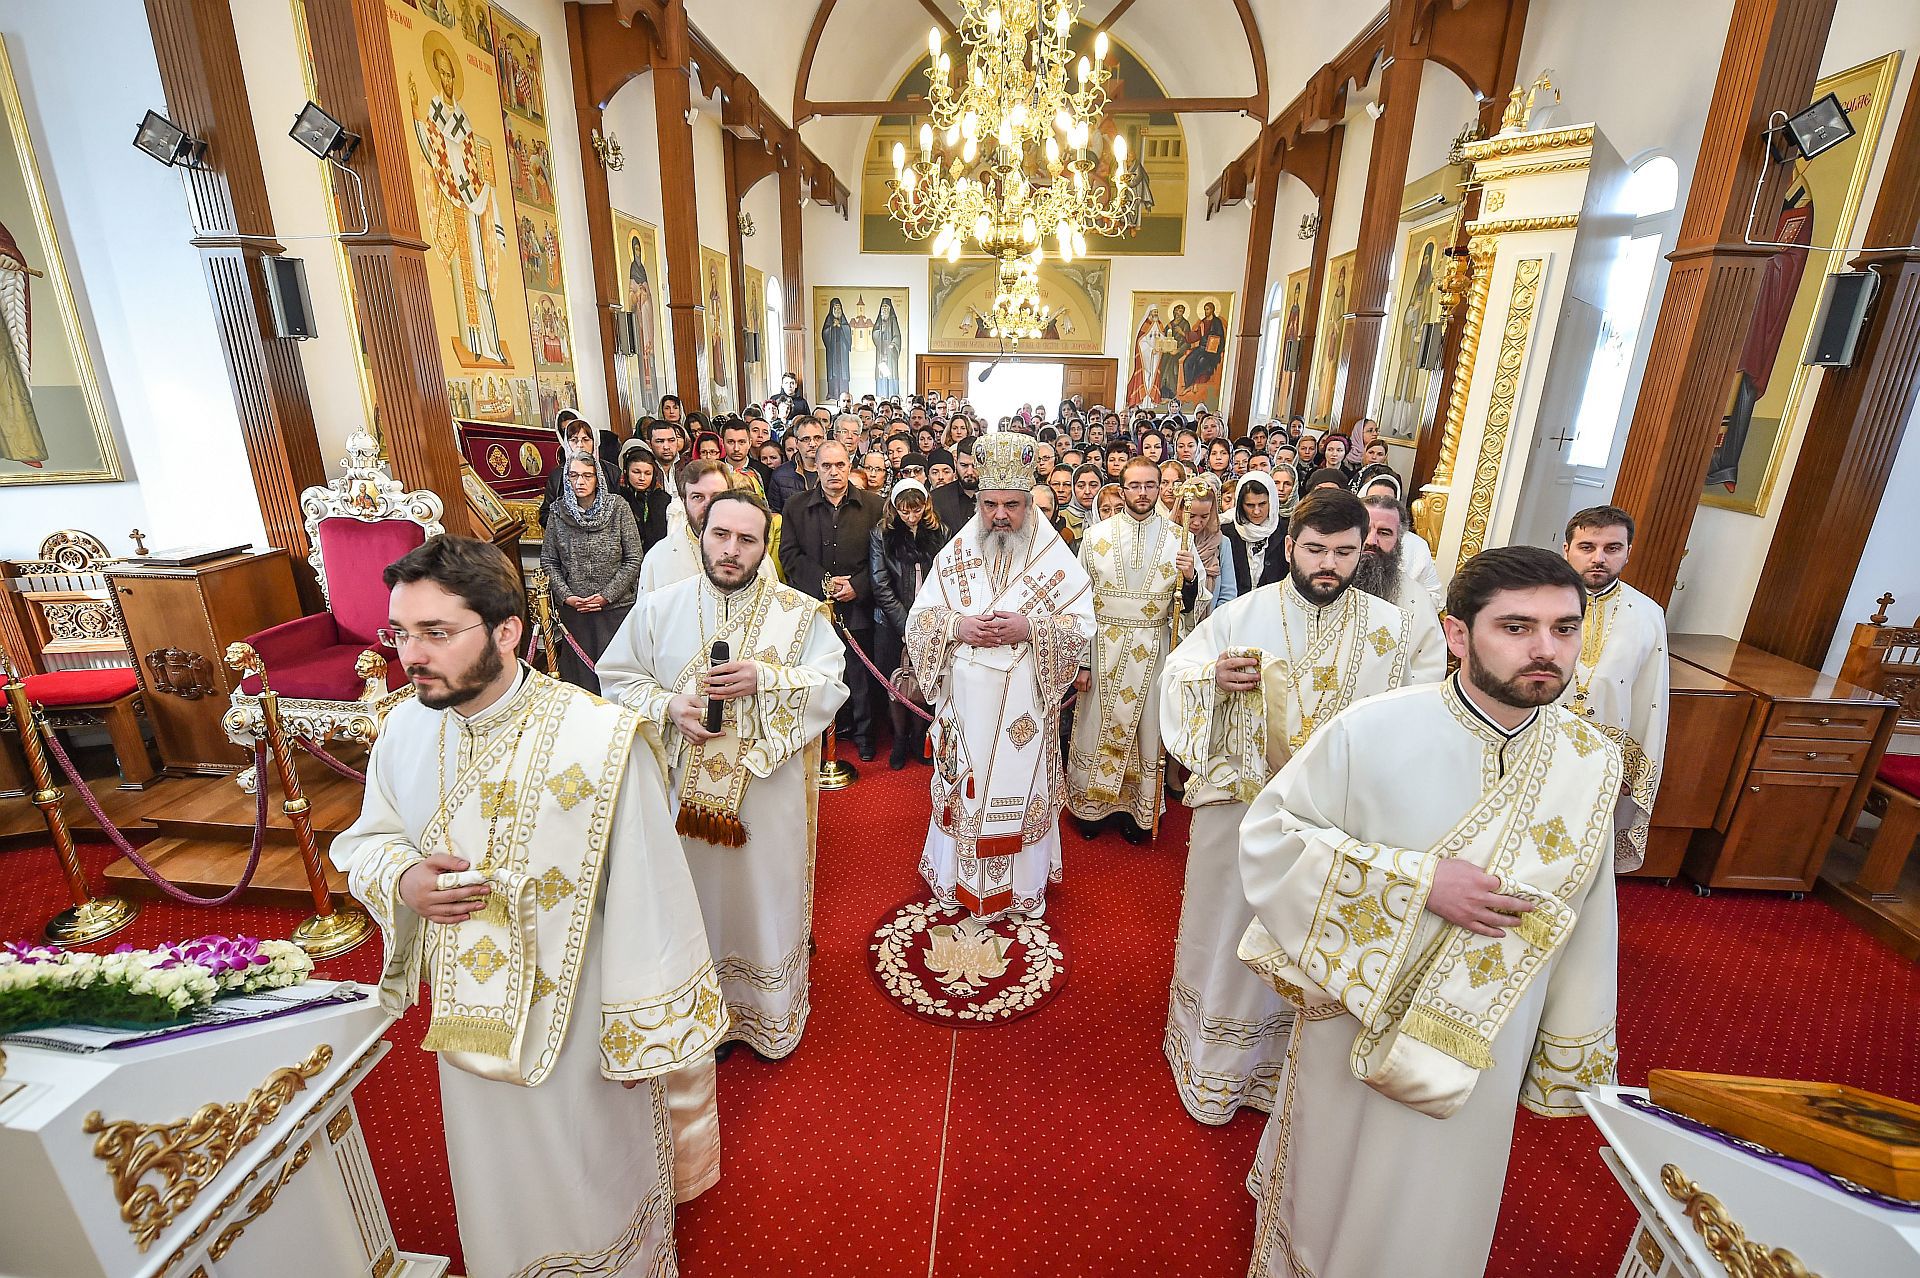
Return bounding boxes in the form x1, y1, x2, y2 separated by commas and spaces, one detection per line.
1803, 269, 1881, 367
614, 309, 639, 357
264, 255, 315, 340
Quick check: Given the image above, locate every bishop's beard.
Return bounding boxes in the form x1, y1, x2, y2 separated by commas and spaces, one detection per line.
1351, 542, 1405, 604
982, 518, 1038, 591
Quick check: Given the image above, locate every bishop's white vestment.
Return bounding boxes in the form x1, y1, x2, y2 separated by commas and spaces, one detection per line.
1066, 509, 1199, 831
598, 573, 846, 1058
907, 515, 1094, 919
1238, 678, 1621, 1278
333, 665, 725, 1277
1158, 580, 1443, 1124
1558, 578, 1668, 869
639, 508, 779, 596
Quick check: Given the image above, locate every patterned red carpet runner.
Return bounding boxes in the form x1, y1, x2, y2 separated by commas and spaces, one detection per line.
4, 746, 1918, 1276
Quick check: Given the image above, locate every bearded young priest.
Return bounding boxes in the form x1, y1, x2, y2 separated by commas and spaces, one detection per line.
331, 537, 725, 1275
1353, 493, 1448, 669
1157, 488, 1443, 1126
908, 431, 1094, 920
1238, 546, 1623, 1278
1560, 504, 1667, 869
599, 490, 847, 1061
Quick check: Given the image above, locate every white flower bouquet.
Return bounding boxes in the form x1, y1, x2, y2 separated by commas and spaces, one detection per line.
0, 935, 313, 1033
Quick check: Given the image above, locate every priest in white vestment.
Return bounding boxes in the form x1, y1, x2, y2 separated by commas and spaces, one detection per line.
907, 432, 1094, 920
1238, 547, 1621, 1278
640, 458, 779, 595
1067, 455, 1201, 843
1559, 504, 1668, 869
599, 490, 846, 1059
1159, 488, 1444, 1125
332, 536, 725, 1277
1355, 491, 1449, 664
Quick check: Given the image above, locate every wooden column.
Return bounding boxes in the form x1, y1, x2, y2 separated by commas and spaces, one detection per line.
1338, 12, 1424, 431
779, 154, 808, 396
1227, 141, 1282, 427
1612, 0, 1839, 604
722, 134, 751, 402
650, 0, 705, 412
1287, 126, 1344, 419
303, 0, 472, 535
1742, 65, 1920, 666
146, 0, 326, 602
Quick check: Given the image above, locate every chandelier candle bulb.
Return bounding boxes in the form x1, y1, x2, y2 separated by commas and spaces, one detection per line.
1094, 30, 1108, 59
929, 27, 941, 58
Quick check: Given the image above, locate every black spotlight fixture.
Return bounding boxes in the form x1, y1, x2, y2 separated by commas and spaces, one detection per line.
1772, 92, 1855, 162
289, 101, 360, 163
132, 110, 205, 168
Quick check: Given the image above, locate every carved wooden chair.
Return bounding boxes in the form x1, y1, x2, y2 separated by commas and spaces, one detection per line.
1838, 593, 1920, 898
222, 430, 438, 787
0, 530, 156, 792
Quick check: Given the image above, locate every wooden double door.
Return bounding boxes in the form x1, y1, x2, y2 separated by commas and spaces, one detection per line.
915, 355, 1119, 411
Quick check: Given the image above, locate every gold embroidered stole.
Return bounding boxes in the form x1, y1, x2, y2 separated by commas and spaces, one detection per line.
1081, 514, 1180, 805
671, 579, 817, 846
418, 679, 639, 1084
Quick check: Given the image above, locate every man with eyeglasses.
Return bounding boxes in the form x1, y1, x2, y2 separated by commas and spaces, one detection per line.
1066, 455, 1200, 847
767, 416, 825, 514
332, 535, 723, 1276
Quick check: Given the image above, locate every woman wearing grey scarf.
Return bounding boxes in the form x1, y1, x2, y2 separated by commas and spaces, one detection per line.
540, 453, 644, 693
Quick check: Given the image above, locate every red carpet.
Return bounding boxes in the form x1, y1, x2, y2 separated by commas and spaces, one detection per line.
4, 751, 1918, 1277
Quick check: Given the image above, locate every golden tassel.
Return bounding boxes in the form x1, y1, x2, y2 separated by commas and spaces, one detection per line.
677, 801, 749, 848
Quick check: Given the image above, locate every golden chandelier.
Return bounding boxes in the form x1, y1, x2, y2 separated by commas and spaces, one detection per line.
887, 0, 1141, 344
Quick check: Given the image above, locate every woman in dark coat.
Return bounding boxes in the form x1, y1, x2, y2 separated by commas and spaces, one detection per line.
869, 476, 944, 769
616, 437, 671, 554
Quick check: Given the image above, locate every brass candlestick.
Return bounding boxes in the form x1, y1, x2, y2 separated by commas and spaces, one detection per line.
2, 661, 138, 944
226, 644, 372, 958
817, 580, 857, 790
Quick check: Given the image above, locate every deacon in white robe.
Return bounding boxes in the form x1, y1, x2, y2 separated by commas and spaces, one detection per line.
1067, 457, 1201, 841
907, 432, 1094, 920
1560, 506, 1668, 869
1159, 488, 1444, 1126
600, 491, 846, 1059
1355, 490, 1449, 670
639, 460, 779, 595
1238, 547, 1621, 1278
333, 538, 724, 1277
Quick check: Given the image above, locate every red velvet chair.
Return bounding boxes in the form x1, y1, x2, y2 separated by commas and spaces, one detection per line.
222, 430, 442, 785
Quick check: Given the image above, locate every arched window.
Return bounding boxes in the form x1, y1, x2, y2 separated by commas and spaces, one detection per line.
764, 277, 785, 386
1250, 281, 1286, 422
1566, 154, 1680, 469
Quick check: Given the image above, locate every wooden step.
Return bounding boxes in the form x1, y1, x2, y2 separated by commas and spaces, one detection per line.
0, 776, 162, 850
135, 762, 369, 843
104, 834, 350, 907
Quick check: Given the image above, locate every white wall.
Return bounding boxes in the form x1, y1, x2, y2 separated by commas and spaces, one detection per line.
0, 0, 262, 560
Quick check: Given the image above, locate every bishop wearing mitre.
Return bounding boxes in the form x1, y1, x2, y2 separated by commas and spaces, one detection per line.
1158, 489, 1444, 1126
1238, 547, 1621, 1278
1559, 504, 1667, 869
907, 430, 1094, 920
599, 489, 847, 1059
332, 536, 725, 1275
1066, 456, 1201, 844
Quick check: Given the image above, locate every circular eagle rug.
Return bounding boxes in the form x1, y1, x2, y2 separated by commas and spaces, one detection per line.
869, 899, 1067, 1026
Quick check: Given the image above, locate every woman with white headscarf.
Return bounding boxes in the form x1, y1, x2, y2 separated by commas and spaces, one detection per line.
1216, 470, 1287, 607
540, 452, 644, 692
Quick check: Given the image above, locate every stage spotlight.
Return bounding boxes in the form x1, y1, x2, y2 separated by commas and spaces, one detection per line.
289, 101, 360, 163
133, 110, 205, 168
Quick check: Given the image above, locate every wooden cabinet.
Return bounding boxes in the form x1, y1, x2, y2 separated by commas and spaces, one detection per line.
1672, 633, 1897, 895
106, 550, 302, 774
1631, 661, 1755, 879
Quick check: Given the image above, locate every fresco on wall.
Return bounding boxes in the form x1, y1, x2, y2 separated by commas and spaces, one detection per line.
926, 259, 1106, 358
1307, 249, 1355, 430
700, 244, 735, 414
1702, 52, 1899, 516
1269, 267, 1309, 424
1123, 291, 1232, 411
812, 287, 909, 403
862, 28, 1184, 256
612, 210, 666, 419
0, 36, 119, 487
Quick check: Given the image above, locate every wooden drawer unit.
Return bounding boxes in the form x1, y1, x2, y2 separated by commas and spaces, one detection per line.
1630, 660, 1755, 880
106, 550, 301, 774
1671, 634, 1896, 895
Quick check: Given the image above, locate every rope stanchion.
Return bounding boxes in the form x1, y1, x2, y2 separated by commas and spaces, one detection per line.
294, 735, 368, 785
41, 728, 271, 907
562, 626, 598, 672
830, 620, 1078, 720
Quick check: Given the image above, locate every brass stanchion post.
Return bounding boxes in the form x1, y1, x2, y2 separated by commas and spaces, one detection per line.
227, 644, 372, 958
817, 581, 857, 790
2, 660, 138, 944
529, 571, 561, 678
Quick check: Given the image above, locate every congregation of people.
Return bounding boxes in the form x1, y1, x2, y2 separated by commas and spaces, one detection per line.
350, 376, 1668, 1277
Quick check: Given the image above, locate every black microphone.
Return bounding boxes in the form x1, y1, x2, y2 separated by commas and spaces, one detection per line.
977, 360, 999, 383
705, 639, 730, 733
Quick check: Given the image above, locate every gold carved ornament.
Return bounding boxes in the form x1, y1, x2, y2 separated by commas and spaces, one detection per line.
1660, 1163, 1821, 1278
80, 1043, 333, 1252
207, 1139, 311, 1261
1413, 234, 1498, 546
1457, 257, 1545, 562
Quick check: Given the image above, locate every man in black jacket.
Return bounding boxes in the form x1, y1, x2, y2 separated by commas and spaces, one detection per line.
931, 436, 980, 540
767, 415, 825, 514
781, 440, 885, 758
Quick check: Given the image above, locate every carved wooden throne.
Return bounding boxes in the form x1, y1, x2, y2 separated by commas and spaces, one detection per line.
222, 430, 440, 787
